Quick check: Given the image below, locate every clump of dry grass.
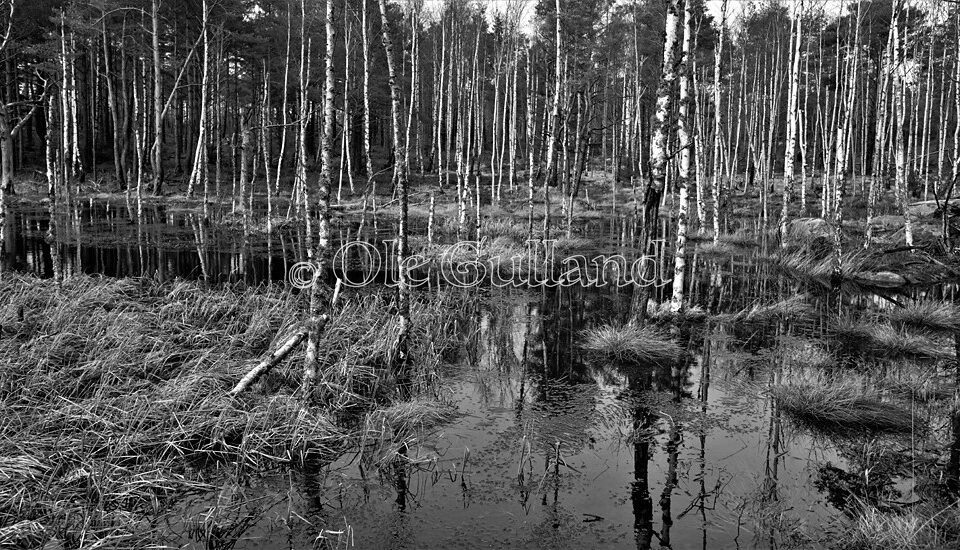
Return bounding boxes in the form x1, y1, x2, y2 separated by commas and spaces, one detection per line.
834, 320, 949, 361
770, 380, 917, 433
888, 301, 960, 334
581, 324, 682, 366
0, 274, 465, 547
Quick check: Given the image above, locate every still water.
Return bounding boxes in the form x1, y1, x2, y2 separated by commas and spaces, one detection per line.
6, 198, 955, 549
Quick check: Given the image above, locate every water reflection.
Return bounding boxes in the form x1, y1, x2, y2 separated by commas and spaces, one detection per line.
6, 199, 959, 549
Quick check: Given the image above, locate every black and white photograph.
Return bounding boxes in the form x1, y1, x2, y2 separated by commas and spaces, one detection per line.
0, 0, 959, 547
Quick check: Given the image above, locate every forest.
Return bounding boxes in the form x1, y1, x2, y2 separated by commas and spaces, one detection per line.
2, 0, 960, 547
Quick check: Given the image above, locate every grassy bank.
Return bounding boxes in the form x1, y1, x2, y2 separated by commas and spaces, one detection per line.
0, 274, 465, 548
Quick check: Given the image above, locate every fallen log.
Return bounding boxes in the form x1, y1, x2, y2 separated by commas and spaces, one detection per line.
229, 328, 308, 396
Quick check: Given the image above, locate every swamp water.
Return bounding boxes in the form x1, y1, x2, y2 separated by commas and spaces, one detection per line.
6, 199, 959, 549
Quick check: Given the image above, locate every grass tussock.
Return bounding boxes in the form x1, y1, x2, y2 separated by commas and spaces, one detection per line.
834, 320, 949, 361
581, 324, 682, 366
770, 380, 917, 433
0, 274, 465, 547
888, 301, 960, 334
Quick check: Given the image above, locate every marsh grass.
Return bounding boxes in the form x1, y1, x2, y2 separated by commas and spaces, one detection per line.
581, 324, 682, 366
834, 319, 949, 361
717, 229, 760, 248
770, 380, 917, 433
0, 274, 465, 547
843, 503, 960, 550
418, 236, 533, 280
888, 301, 960, 334
879, 374, 956, 402
778, 337, 836, 369
695, 240, 740, 256
361, 398, 458, 467
715, 296, 814, 324
774, 248, 876, 280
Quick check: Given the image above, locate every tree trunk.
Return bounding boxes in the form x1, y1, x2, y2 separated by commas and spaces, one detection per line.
670, 0, 693, 313
778, 0, 803, 244
633, 0, 683, 320
378, 0, 411, 377
304, 0, 337, 391
543, 0, 562, 189
151, 0, 164, 193
710, 0, 727, 243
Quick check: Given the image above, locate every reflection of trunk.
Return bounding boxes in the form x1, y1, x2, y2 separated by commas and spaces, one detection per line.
394, 444, 409, 511
762, 368, 782, 503
632, 415, 654, 550
950, 333, 960, 494
659, 422, 681, 548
